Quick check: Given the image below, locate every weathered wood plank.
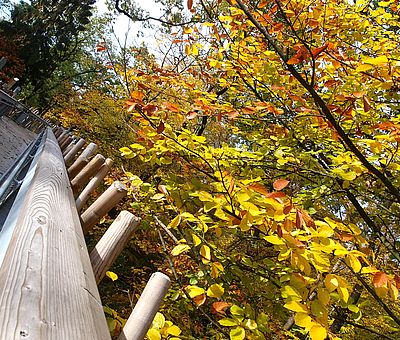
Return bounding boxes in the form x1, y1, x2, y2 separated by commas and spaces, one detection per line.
68, 142, 98, 179
117, 272, 170, 340
0, 128, 110, 340
64, 138, 86, 165
90, 210, 141, 284
71, 154, 105, 195
81, 181, 127, 234
75, 158, 113, 212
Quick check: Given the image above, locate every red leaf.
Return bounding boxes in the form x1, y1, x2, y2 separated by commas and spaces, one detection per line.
283, 204, 292, 215
143, 104, 158, 115
394, 275, 400, 289
211, 301, 231, 314
187, 0, 193, 10
273, 178, 289, 191
363, 95, 371, 112
295, 209, 303, 228
248, 183, 269, 196
157, 121, 165, 134
186, 111, 197, 119
373, 272, 388, 288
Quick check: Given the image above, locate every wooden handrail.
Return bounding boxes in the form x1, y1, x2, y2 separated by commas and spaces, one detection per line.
0, 128, 110, 339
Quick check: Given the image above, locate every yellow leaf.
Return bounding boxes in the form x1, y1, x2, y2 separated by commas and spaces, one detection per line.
211, 262, 224, 278
317, 288, 330, 305
355, 64, 374, 72
294, 313, 313, 330
168, 215, 181, 228
309, 323, 327, 340
185, 44, 191, 55
106, 271, 118, 281
389, 283, 399, 301
192, 233, 201, 246
207, 283, 225, 298
152, 312, 165, 329
345, 254, 362, 273
166, 325, 181, 336
183, 27, 193, 34
192, 45, 199, 56
147, 328, 161, 340
171, 244, 191, 256
200, 244, 211, 263
284, 300, 308, 313
365, 55, 389, 65
338, 286, 349, 303
264, 235, 285, 245
186, 285, 205, 298
325, 274, 339, 292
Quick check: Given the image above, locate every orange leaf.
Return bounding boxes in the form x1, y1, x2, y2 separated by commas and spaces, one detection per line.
187, 0, 193, 10
273, 179, 289, 190
266, 192, 286, 199
363, 95, 371, 112
193, 293, 206, 306
211, 301, 231, 314
249, 183, 269, 196
373, 272, 388, 288
157, 121, 165, 134
287, 56, 301, 65
311, 43, 328, 58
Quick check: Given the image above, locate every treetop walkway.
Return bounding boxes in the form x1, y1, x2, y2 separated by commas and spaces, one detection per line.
0, 90, 169, 340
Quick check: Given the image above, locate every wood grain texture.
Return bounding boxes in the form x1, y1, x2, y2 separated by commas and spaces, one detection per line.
68, 142, 98, 179
0, 128, 110, 340
75, 158, 113, 212
117, 272, 170, 340
90, 210, 141, 284
64, 138, 86, 165
81, 181, 127, 234
60, 136, 73, 151
71, 154, 105, 195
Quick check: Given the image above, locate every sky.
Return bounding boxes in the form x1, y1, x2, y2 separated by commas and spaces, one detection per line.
96, 0, 162, 45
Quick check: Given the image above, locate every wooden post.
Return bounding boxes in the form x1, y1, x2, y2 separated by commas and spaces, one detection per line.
60, 136, 73, 151
81, 181, 127, 234
71, 154, 105, 195
64, 138, 86, 165
0, 128, 110, 339
57, 131, 68, 144
76, 158, 113, 211
90, 211, 141, 284
62, 135, 77, 156
68, 142, 98, 178
117, 272, 171, 340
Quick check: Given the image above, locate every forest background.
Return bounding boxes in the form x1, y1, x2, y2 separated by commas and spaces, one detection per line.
1, 0, 400, 339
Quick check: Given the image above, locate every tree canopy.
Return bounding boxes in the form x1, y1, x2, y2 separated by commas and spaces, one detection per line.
19, 0, 400, 339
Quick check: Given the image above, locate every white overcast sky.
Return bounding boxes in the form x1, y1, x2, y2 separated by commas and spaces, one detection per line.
96, 0, 162, 45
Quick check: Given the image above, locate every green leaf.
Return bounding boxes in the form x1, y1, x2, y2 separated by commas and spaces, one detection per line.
229, 326, 245, 340
218, 318, 238, 326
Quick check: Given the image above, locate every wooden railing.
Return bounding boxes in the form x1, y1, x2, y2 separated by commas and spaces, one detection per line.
0, 90, 48, 134
0, 124, 171, 339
